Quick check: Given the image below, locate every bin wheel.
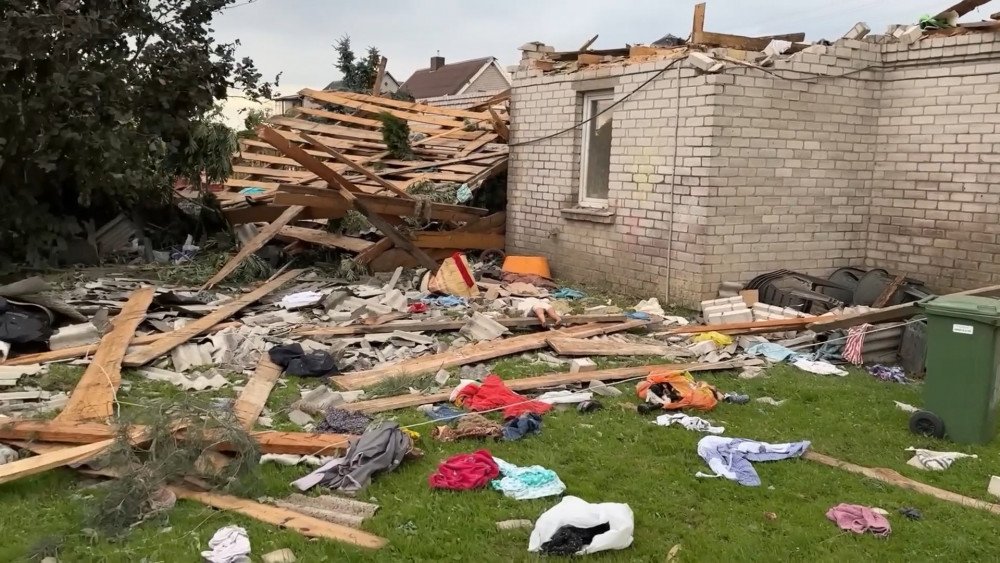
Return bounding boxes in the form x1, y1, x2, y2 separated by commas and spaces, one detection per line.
909, 410, 945, 438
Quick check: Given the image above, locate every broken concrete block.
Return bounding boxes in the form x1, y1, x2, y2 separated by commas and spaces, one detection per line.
518, 41, 542, 52
989, 476, 1000, 499
262, 549, 296, 563
843, 22, 870, 41
380, 289, 407, 312
569, 358, 597, 373
720, 310, 752, 324
287, 409, 314, 426
459, 313, 510, 342
589, 380, 622, 397
537, 352, 567, 366
337, 390, 365, 403
898, 25, 922, 45
435, 369, 450, 386
687, 52, 724, 73
48, 322, 100, 350
295, 385, 343, 414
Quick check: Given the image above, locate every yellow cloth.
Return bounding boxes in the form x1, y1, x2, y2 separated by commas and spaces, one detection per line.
402, 428, 421, 441
691, 331, 733, 347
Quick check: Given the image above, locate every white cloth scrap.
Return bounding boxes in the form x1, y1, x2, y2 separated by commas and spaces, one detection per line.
894, 401, 919, 413
280, 291, 324, 310
528, 496, 634, 555
201, 526, 251, 563
655, 413, 724, 434
537, 390, 593, 405
905, 447, 978, 471
791, 358, 848, 376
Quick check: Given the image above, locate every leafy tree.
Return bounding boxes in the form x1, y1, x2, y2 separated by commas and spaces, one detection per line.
0, 1, 277, 267
334, 35, 380, 93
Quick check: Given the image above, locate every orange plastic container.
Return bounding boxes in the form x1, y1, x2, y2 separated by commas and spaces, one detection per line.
502, 255, 551, 279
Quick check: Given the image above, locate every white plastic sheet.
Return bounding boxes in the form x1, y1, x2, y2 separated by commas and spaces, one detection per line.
528, 496, 634, 555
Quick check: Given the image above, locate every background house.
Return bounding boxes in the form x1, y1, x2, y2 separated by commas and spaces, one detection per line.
272, 72, 401, 115
400, 56, 510, 106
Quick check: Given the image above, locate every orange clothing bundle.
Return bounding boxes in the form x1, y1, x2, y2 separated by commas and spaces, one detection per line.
635, 370, 719, 411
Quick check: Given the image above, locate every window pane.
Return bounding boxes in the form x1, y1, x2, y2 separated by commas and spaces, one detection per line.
585, 97, 613, 200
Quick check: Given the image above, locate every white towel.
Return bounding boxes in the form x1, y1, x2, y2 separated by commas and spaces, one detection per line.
905, 447, 977, 471
201, 526, 251, 563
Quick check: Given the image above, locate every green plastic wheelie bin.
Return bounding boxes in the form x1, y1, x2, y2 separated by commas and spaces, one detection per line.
911, 295, 1000, 444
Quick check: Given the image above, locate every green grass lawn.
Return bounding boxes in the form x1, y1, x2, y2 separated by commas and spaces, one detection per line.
2, 359, 999, 562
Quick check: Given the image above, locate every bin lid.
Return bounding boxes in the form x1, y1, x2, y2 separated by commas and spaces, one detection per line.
922, 295, 1000, 319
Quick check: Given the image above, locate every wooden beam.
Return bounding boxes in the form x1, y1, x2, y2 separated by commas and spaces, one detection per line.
307, 89, 491, 121
804, 451, 1000, 515
354, 237, 394, 267
223, 204, 341, 226
411, 232, 504, 250
809, 283, 1000, 332
579, 34, 599, 51
124, 269, 303, 367
169, 486, 388, 548
464, 89, 511, 112
277, 225, 373, 254
0, 439, 114, 486
872, 274, 906, 308
334, 320, 649, 390
692, 30, 803, 51
487, 107, 509, 142
298, 132, 413, 199
936, 0, 991, 18
232, 357, 282, 430
259, 126, 439, 270
692, 2, 706, 38
56, 287, 154, 423
546, 337, 671, 356
346, 360, 746, 414
578, 53, 604, 65
295, 314, 629, 337
202, 205, 304, 290
372, 56, 387, 97
669, 316, 823, 335
299, 89, 468, 129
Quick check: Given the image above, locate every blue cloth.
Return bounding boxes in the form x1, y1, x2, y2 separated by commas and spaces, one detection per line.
419, 403, 466, 422
551, 288, 585, 299
503, 412, 542, 441
456, 184, 473, 203
697, 436, 811, 487
867, 364, 907, 383
238, 187, 267, 195
626, 311, 651, 320
491, 457, 566, 500
746, 342, 799, 362
422, 295, 468, 308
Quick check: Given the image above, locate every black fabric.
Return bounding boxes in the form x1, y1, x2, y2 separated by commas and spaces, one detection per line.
0, 297, 53, 344
577, 400, 603, 413
540, 523, 611, 555
268, 343, 339, 377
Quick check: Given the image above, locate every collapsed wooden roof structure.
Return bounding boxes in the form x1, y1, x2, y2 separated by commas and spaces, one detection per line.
198, 88, 511, 286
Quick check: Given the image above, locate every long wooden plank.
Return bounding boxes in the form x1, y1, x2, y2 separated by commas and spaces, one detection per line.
412, 232, 504, 250
487, 107, 509, 142
692, 2, 706, 36
202, 206, 304, 290
258, 126, 439, 271
275, 184, 488, 221
372, 56, 387, 97
278, 226, 373, 254
669, 316, 821, 335
936, 0, 991, 18
335, 320, 649, 390
0, 439, 113, 486
804, 451, 1000, 515
232, 357, 283, 430
546, 337, 671, 356
293, 106, 469, 137
300, 89, 468, 129
56, 287, 155, 423
0, 322, 241, 367
809, 284, 1000, 332
692, 30, 803, 51
298, 133, 412, 199
309, 89, 491, 121
270, 116, 384, 142
346, 360, 745, 414
223, 204, 343, 226
124, 269, 303, 367
169, 486, 388, 548
231, 165, 312, 179
296, 314, 629, 337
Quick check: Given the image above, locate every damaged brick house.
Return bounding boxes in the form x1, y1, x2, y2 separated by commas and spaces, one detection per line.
505, 23, 1000, 306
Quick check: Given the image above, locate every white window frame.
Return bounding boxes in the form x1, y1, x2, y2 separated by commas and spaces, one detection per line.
578, 90, 615, 208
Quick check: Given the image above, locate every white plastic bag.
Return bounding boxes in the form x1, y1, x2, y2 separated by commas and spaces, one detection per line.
528, 496, 634, 555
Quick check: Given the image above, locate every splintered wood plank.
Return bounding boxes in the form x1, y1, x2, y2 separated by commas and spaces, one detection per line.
299, 89, 468, 129
0, 439, 114, 486
354, 237, 394, 266
487, 107, 509, 142
372, 55, 387, 97
668, 316, 820, 335
258, 126, 439, 271
124, 269, 303, 367
692, 2, 706, 36
459, 134, 500, 157
346, 360, 746, 414
232, 357, 283, 430
202, 205, 304, 290
169, 486, 388, 548
298, 133, 412, 199
278, 226, 374, 254
0, 322, 240, 367
309, 89, 491, 121
411, 232, 505, 250
546, 337, 671, 356
334, 320, 649, 390
56, 287, 155, 423
295, 314, 629, 337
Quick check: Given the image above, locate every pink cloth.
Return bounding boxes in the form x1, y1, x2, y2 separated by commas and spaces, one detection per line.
428, 449, 499, 490
454, 374, 553, 419
826, 503, 891, 537
843, 323, 871, 365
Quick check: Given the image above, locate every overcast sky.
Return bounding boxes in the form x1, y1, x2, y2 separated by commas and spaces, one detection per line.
211, 0, 964, 126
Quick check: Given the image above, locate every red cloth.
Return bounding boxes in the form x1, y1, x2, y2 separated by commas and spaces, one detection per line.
408, 302, 428, 314
428, 449, 499, 490
454, 374, 552, 419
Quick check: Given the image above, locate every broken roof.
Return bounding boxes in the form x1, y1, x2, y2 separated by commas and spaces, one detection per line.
399, 57, 494, 99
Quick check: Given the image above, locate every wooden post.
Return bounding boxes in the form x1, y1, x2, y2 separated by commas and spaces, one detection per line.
372, 56, 388, 97
692, 2, 706, 41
